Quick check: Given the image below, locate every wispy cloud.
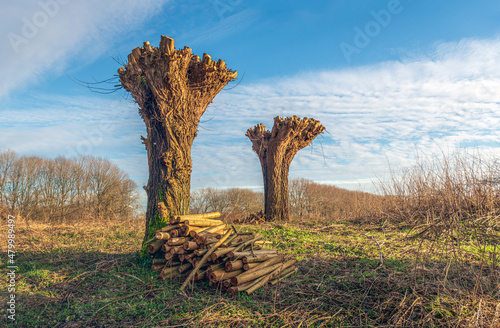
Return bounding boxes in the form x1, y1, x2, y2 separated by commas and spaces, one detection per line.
0, 0, 168, 97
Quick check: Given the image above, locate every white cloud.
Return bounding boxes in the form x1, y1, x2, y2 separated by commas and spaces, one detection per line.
0, 0, 168, 97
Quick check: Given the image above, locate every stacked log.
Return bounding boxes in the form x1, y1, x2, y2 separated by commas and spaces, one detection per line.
147, 206, 297, 294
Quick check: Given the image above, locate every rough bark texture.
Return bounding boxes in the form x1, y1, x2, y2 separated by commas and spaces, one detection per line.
118, 36, 237, 243
246, 116, 325, 221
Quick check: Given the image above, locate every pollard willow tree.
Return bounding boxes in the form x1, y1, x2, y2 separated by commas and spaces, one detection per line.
246, 116, 325, 221
118, 36, 237, 242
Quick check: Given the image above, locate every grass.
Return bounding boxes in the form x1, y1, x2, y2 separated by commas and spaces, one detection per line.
1, 215, 499, 327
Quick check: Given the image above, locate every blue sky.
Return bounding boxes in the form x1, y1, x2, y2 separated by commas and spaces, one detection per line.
2, 0, 500, 207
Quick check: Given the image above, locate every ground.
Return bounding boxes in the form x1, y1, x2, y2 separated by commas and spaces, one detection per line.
0, 218, 498, 327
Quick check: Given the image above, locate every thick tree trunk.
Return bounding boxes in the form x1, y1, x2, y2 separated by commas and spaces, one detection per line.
246, 116, 325, 221
143, 115, 193, 231
119, 36, 237, 244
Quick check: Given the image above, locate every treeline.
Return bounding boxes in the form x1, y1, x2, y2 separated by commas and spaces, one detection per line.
190, 178, 381, 222
289, 178, 381, 221
0, 151, 139, 222
190, 188, 263, 220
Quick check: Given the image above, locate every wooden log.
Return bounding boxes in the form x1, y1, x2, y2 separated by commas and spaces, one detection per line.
269, 266, 298, 285
209, 269, 243, 282
183, 241, 199, 251
245, 259, 296, 295
158, 263, 182, 280
225, 260, 244, 272
189, 226, 211, 238
181, 218, 224, 227
230, 255, 284, 285
230, 262, 283, 286
147, 239, 166, 254
167, 237, 190, 246
240, 255, 284, 277
206, 263, 225, 275
243, 262, 260, 271
186, 269, 207, 281
159, 224, 184, 232
177, 212, 221, 222
194, 249, 208, 257
169, 229, 180, 238
180, 230, 233, 291
186, 224, 226, 237
196, 235, 219, 246
161, 244, 172, 253
155, 231, 171, 240
178, 262, 193, 273
204, 224, 228, 233
165, 260, 181, 267
169, 246, 183, 254
242, 254, 278, 264
209, 247, 235, 262
229, 249, 277, 259
227, 275, 267, 295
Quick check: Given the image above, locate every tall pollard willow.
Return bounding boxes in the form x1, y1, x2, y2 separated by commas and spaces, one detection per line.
118, 36, 237, 243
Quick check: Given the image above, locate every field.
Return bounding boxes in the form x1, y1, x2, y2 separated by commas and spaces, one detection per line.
1, 213, 499, 327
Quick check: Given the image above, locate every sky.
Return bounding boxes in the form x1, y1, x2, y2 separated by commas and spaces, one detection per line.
2, 0, 500, 207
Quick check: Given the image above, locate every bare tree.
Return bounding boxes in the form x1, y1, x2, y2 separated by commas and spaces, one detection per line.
246, 116, 325, 221
118, 36, 237, 242
0, 150, 17, 205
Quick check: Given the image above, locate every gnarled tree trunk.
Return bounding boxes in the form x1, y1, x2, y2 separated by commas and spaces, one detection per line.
118, 36, 237, 243
246, 116, 325, 221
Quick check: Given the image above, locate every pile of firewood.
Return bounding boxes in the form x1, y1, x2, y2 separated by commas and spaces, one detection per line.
148, 205, 297, 294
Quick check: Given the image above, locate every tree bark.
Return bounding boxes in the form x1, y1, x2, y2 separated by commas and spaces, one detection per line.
246, 116, 325, 221
118, 36, 237, 244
